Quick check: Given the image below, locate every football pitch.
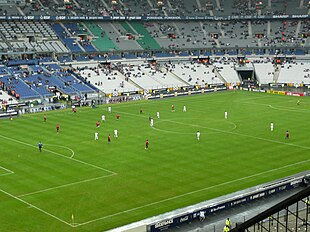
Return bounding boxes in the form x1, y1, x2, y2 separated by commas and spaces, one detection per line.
0, 90, 310, 232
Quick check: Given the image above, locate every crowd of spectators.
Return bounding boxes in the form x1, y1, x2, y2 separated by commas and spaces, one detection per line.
1, 0, 307, 17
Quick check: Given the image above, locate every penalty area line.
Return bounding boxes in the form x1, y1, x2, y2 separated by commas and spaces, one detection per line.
0, 188, 74, 227
0, 134, 117, 175
17, 173, 117, 198
44, 144, 75, 158
0, 166, 14, 176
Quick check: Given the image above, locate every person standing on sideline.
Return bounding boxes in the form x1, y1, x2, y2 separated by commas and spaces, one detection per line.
196, 131, 201, 141
145, 139, 149, 149
226, 218, 231, 229
156, 111, 160, 119
95, 132, 98, 140
223, 225, 230, 232
224, 111, 228, 119
38, 142, 43, 152
270, 122, 274, 131
108, 134, 111, 144
183, 105, 187, 112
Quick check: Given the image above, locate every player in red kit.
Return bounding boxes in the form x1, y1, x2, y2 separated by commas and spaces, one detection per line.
145, 139, 149, 149
171, 104, 175, 112
96, 121, 100, 128
108, 134, 111, 144
56, 124, 60, 133
44, 115, 47, 122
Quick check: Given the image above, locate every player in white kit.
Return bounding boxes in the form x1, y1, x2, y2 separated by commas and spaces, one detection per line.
114, 129, 118, 138
196, 131, 200, 141
156, 111, 160, 119
224, 111, 228, 119
270, 122, 274, 131
95, 132, 98, 140
150, 118, 154, 127
183, 105, 187, 112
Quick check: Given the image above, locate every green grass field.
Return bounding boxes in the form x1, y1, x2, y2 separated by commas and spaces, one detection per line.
0, 91, 310, 232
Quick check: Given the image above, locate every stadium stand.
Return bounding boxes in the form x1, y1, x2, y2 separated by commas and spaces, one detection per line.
83, 22, 119, 52
278, 62, 310, 85
52, 23, 85, 53
171, 62, 222, 86
74, 63, 139, 94
0, 1, 309, 230
253, 61, 275, 85
213, 60, 241, 85
121, 21, 162, 50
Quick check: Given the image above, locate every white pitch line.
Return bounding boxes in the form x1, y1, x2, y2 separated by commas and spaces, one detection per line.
0, 173, 14, 177
4, 93, 309, 227
0, 166, 14, 177
44, 144, 75, 158
268, 104, 310, 112
72, 108, 310, 227
235, 101, 310, 113
0, 187, 74, 227
0, 134, 116, 175
18, 173, 117, 198
0, 166, 14, 174
74, 157, 310, 227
